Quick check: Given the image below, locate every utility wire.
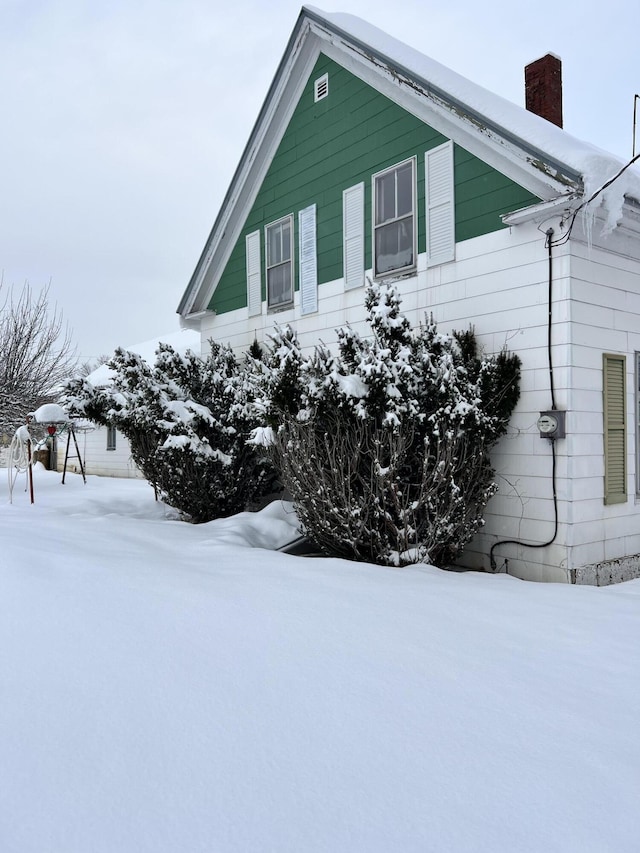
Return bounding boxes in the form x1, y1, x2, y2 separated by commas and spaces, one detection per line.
491, 152, 640, 572
550, 151, 640, 247
489, 229, 559, 571
489, 440, 559, 571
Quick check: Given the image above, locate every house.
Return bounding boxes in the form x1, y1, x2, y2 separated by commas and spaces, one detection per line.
59, 330, 201, 479
177, 6, 640, 584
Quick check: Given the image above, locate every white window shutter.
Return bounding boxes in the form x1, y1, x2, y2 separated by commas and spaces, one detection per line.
246, 230, 262, 316
343, 182, 364, 290
425, 140, 455, 266
298, 204, 318, 315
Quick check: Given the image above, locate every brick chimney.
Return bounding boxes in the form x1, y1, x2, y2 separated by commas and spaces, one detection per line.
525, 53, 563, 128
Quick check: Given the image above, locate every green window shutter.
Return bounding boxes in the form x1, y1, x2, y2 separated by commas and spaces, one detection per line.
246, 230, 262, 317
425, 140, 455, 266
299, 204, 318, 315
603, 353, 627, 505
343, 182, 364, 290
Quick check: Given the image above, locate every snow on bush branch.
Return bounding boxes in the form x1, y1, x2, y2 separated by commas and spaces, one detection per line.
253, 282, 520, 567
63, 283, 519, 562
63, 341, 276, 522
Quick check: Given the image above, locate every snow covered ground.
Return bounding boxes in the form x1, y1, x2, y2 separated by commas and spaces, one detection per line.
1, 467, 639, 853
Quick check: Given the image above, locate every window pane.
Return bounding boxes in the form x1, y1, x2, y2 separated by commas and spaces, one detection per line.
375, 217, 413, 274
396, 162, 413, 217
281, 219, 291, 261
267, 224, 281, 265
106, 426, 116, 451
267, 218, 292, 267
375, 171, 396, 225
267, 262, 292, 306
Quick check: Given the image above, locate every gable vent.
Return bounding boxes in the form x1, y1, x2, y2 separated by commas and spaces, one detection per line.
314, 73, 328, 102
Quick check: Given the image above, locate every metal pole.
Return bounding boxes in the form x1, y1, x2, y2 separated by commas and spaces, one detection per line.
27, 438, 34, 504
71, 427, 87, 484
62, 430, 72, 484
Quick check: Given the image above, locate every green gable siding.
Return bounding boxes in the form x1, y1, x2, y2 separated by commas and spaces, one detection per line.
210, 55, 540, 315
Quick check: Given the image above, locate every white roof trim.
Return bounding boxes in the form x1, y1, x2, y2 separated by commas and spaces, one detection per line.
502, 195, 578, 226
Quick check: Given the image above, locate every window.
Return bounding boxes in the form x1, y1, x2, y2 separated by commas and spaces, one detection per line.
106, 426, 117, 452
266, 215, 294, 309
603, 353, 626, 505
373, 158, 416, 277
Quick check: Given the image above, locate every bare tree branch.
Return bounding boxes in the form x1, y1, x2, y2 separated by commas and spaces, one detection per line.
75, 354, 110, 378
0, 281, 77, 439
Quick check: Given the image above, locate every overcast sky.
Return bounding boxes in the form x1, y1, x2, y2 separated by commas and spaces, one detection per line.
1, 0, 639, 361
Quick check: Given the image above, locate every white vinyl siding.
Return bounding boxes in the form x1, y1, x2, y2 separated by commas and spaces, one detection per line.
603, 353, 626, 505
343, 183, 364, 290
246, 230, 262, 316
372, 157, 416, 277
637, 352, 640, 496
425, 140, 455, 266
298, 204, 318, 315
265, 215, 294, 309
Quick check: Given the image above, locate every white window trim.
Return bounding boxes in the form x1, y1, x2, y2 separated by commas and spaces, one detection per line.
372, 156, 417, 279
265, 214, 294, 311
106, 425, 117, 452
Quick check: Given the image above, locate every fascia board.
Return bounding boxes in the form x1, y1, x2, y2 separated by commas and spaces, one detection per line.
179, 310, 209, 330
503, 187, 640, 243
501, 196, 579, 226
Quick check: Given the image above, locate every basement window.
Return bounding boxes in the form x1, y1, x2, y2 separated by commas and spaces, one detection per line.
314, 73, 329, 102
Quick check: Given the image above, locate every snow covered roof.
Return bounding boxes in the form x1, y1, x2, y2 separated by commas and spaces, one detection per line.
178, 6, 640, 319
304, 7, 640, 203
87, 329, 201, 387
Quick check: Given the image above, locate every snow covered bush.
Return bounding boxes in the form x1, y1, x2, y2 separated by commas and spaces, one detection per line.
64, 341, 276, 522
254, 282, 520, 567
